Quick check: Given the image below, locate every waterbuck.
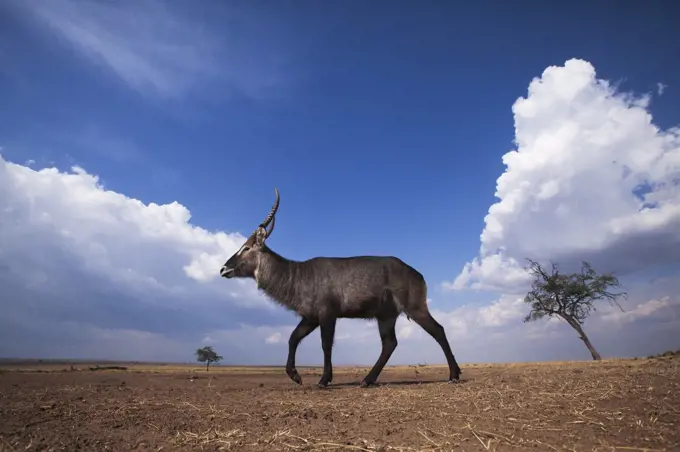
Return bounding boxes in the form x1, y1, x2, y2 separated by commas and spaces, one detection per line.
220, 189, 462, 388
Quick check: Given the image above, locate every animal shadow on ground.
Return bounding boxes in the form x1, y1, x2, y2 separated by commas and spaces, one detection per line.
323, 377, 471, 389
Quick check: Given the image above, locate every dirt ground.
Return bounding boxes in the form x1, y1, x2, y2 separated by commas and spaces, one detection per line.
1, 356, 678, 451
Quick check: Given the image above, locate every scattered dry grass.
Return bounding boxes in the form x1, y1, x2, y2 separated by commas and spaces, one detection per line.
1, 357, 678, 451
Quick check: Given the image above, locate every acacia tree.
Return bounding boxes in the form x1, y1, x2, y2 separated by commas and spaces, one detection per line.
195, 346, 223, 371
523, 259, 627, 360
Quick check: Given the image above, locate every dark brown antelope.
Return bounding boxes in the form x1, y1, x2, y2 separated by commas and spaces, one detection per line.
220, 189, 461, 388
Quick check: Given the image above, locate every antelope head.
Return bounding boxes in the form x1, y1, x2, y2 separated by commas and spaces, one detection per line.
219, 188, 280, 279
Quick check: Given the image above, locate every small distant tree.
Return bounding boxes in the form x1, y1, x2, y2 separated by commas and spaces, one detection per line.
523, 259, 627, 360
195, 346, 223, 371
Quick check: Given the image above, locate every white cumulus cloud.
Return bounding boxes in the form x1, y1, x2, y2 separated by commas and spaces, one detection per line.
600, 296, 680, 325
0, 151, 287, 362
448, 58, 680, 294
0, 155, 249, 295
476, 295, 525, 327
437, 58, 680, 361
265, 332, 283, 344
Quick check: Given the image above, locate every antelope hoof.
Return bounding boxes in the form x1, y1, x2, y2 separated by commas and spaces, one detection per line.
360, 379, 376, 388
316, 377, 331, 388
448, 375, 461, 384
449, 368, 462, 382
287, 369, 302, 385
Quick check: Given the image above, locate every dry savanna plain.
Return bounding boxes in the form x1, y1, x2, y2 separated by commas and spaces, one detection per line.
1, 353, 678, 452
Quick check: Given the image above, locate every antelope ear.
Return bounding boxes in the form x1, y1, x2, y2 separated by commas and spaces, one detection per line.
254, 226, 267, 247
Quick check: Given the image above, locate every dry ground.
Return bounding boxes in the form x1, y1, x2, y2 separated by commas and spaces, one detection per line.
1, 356, 678, 451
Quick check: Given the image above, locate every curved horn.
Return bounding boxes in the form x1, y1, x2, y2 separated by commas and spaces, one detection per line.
259, 187, 280, 228
265, 214, 276, 238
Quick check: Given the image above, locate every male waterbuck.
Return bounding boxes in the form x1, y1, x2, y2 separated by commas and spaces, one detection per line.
220, 189, 462, 388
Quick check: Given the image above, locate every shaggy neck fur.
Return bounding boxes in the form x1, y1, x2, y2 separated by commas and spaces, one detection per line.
255, 245, 304, 312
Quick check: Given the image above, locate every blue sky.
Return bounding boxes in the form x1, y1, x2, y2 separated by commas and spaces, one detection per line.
1, 0, 679, 366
